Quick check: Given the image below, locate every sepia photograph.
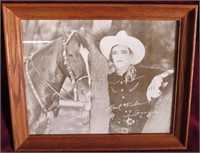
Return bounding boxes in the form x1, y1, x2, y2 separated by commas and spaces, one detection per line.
22, 20, 177, 135
3, 3, 198, 151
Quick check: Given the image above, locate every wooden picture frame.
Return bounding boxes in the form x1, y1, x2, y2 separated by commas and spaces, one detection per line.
2, 3, 198, 151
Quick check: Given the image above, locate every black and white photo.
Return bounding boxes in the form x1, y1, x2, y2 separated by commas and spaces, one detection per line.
22, 20, 177, 134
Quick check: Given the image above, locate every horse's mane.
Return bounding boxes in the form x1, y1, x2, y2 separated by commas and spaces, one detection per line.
30, 37, 63, 58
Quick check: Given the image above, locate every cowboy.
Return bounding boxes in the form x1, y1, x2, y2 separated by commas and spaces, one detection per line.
100, 30, 173, 133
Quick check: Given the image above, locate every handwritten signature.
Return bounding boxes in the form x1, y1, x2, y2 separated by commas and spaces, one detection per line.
110, 101, 158, 118
123, 109, 158, 118
110, 101, 149, 111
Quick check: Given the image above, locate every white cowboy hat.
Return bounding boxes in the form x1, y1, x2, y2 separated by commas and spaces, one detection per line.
100, 30, 145, 65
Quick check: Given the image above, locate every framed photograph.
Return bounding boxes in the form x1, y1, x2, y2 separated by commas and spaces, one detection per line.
2, 3, 198, 151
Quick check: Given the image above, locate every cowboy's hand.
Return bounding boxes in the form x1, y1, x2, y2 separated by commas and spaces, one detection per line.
109, 110, 115, 120
108, 105, 115, 119
146, 69, 174, 102
146, 75, 163, 102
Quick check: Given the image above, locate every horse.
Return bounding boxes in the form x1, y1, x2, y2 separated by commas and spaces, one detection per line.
24, 29, 91, 134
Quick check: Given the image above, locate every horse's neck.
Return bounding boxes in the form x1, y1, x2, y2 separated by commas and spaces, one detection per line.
31, 36, 65, 91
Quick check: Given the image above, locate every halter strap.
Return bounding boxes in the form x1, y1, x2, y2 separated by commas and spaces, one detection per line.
26, 59, 60, 113
26, 30, 89, 107
62, 30, 89, 101
73, 76, 89, 88
63, 30, 78, 46
26, 55, 89, 111
29, 56, 70, 101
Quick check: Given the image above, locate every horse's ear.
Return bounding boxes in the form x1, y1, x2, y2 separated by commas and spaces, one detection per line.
79, 27, 86, 36
76, 28, 89, 49
61, 21, 71, 39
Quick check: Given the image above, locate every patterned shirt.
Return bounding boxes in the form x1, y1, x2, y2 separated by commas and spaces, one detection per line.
108, 67, 160, 133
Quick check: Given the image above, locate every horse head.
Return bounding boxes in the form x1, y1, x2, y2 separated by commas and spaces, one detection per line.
25, 28, 92, 134
57, 29, 91, 103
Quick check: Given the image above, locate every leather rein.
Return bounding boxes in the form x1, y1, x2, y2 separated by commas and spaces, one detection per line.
25, 30, 89, 113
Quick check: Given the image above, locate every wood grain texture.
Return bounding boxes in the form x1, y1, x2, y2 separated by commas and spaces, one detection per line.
173, 6, 198, 147
2, 3, 197, 20
17, 134, 185, 151
2, 5, 29, 150
2, 3, 198, 151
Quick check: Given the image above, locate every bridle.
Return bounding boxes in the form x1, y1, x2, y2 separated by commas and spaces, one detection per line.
62, 30, 89, 101
25, 30, 90, 114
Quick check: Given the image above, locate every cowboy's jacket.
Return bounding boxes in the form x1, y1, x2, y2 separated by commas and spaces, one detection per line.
108, 67, 161, 133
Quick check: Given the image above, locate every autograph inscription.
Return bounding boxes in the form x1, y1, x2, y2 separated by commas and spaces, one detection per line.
110, 100, 149, 111
110, 101, 158, 118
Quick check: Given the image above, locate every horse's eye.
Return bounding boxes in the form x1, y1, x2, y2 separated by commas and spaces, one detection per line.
68, 54, 74, 57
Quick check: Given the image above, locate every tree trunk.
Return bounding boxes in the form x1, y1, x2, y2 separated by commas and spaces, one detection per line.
88, 20, 112, 133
